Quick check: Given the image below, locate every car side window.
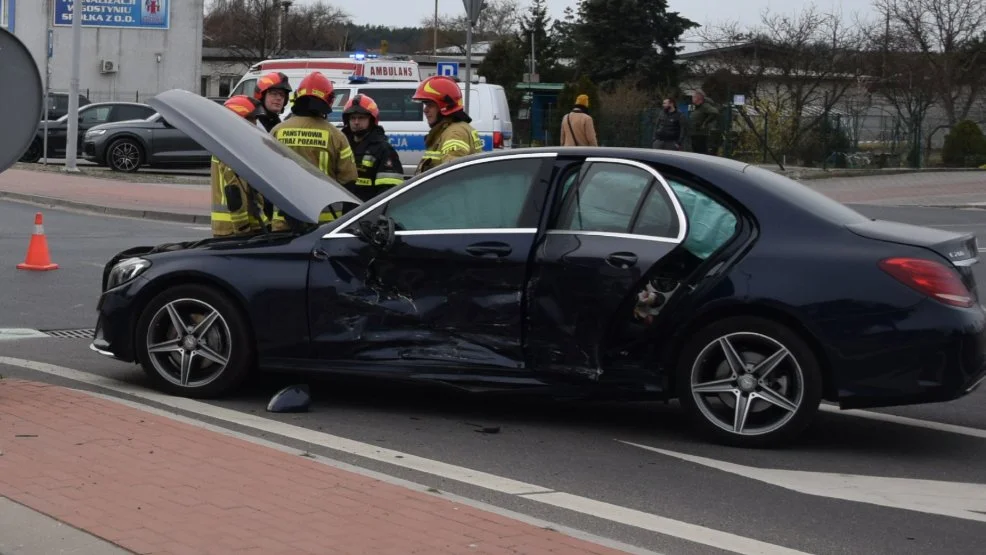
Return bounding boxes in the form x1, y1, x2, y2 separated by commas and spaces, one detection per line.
112, 105, 154, 121
384, 159, 542, 231
80, 106, 112, 124
554, 162, 656, 234
230, 78, 256, 97
631, 183, 680, 239
665, 178, 738, 259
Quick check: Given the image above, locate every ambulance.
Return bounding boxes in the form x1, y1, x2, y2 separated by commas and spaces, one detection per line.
229, 53, 513, 176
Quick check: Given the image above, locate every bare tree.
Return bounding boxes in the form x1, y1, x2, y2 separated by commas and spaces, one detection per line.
204, 0, 350, 61
420, 0, 521, 54
860, 19, 937, 153
696, 6, 867, 159
874, 0, 986, 125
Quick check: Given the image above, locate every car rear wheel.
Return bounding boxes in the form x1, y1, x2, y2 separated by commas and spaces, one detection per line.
107, 138, 142, 172
19, 139, 42, 163
135, 284, 253, 398
676, 316, 822, 447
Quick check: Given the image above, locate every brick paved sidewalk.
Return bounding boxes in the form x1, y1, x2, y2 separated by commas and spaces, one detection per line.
0, 379, 627, 555
0, 169, 208, 221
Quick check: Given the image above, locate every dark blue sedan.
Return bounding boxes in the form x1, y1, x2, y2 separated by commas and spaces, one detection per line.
89, 90, 986, 447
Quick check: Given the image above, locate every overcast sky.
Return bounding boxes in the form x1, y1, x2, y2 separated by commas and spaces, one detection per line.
298, 0, 878, 32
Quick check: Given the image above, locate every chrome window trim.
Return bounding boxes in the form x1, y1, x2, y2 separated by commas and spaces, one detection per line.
325, 228, 537, 239
954, 257, 979, 267
570, 157, 688, 243
323, 152, 558, 238
544, 230, 680, 244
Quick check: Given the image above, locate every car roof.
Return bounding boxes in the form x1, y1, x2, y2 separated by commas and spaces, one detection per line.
447, 147, 870, 227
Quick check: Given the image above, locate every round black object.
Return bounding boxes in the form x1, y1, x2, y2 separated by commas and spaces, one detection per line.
0, 29, 44, 174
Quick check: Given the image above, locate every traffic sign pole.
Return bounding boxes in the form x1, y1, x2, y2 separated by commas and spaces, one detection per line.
461, 0, 485, 115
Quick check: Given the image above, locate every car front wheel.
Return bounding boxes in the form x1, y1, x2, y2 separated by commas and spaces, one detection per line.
676, 316, 823, 447
19, 139, 42, 163
135, 284, 253, 398
107, 138, 143, 172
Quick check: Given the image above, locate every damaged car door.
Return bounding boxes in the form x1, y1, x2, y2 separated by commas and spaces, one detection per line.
526, 157, 690, 380
310, 154, 555, 371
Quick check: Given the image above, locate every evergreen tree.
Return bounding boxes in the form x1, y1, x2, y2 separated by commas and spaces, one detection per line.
566, 0, 697, 91
515, 0, 563, 82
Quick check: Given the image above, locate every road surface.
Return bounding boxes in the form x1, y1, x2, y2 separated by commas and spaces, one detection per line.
1, 197, 985, 555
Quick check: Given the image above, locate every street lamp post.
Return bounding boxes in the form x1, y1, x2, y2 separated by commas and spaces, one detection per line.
64, 0, 84, 173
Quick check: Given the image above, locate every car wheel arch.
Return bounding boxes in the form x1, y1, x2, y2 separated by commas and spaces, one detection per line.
664, 301, 837, 401
129, 272, 257, 357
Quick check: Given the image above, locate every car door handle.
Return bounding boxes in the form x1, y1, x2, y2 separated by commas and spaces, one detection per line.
606, 252, 638, 268
466, 242, 512, 258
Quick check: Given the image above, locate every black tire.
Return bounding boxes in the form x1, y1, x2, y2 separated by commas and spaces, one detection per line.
135, 284, 254, 398
675, 316, 823, 448
19, 139, 42, 163
106, 138, 143, 172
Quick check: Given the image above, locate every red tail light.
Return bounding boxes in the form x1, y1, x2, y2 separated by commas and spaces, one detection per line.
493, 131, 504, 149
879, 257, 974, 308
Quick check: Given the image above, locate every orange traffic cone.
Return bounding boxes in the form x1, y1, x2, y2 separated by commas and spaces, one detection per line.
17, 212, 59, 271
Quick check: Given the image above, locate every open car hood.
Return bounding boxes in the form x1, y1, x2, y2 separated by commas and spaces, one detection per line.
147, 89, 361, 225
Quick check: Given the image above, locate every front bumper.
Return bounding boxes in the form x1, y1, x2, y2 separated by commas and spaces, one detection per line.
89, 275, 149, 363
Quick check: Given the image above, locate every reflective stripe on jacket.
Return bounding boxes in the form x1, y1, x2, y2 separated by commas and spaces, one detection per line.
210, 156, 268, 237
271, 115, 359, 225
414, 119, 483, 175
343, 125, 405, 202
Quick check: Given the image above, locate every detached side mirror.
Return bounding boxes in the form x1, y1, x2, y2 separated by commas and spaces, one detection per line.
351, 215, 397, 251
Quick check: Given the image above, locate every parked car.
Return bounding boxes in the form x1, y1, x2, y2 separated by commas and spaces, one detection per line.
90, 90, 986, 447
83, 112, 211, 172
43, 91, 92, 120
19, 102, 155, 163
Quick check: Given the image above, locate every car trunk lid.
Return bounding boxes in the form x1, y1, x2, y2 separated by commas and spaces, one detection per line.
846, 219, 980, 301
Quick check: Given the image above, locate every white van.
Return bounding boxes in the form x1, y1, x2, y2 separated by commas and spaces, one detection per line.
229, 58, 513, 176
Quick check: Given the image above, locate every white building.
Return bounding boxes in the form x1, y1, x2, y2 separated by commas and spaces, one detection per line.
3, 0, 203, 103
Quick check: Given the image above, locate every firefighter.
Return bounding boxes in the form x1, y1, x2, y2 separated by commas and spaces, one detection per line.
341, 93, 405, 201
270, 71, 358, 226
412, 75, 483, 175
252, 71, 292, 132
211, 95, 270, 237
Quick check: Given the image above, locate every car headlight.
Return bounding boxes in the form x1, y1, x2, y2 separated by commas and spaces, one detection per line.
106, 257, 151, 289
86, 129, 106, 137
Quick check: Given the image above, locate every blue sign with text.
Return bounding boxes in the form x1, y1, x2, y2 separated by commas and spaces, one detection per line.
53, 0, 170, 30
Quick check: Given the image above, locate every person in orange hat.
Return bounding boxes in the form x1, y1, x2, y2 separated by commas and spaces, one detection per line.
252, 71, 293, 132
560, 94, 598, 147
411, 75, 483, 175
271, 71, 358, 226
211, 96, 271, 237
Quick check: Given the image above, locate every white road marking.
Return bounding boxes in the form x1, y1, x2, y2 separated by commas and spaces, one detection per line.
818, 404, 986, 439
82, 391, 656, 555
184, 226, 210, 231
621, 441, 986, 523
0, 356, 806, 555
0, 329, 49, 341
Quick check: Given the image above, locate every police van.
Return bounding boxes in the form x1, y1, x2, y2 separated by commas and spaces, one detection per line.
229, 54, 513, 176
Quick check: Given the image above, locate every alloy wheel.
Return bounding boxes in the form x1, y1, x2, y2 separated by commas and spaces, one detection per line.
689, 332, 804, 436
110, 141, 140, 171
145, 298, 232, 388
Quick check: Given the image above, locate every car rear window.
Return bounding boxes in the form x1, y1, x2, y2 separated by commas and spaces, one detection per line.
745, 166, 870, 224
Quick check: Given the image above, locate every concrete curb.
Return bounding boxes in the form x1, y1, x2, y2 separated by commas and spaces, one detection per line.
0, 191, 209, 224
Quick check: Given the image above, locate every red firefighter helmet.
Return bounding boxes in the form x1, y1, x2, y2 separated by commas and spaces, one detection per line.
342, 93, 380, 124
223, 95, 264, 119
252, 71, 292, 102
412, 75, 463, 116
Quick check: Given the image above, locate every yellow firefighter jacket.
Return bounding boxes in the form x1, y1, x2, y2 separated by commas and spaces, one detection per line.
414, 119, 484, 175
271, 116, 359, 227
210, 156, 269, 237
